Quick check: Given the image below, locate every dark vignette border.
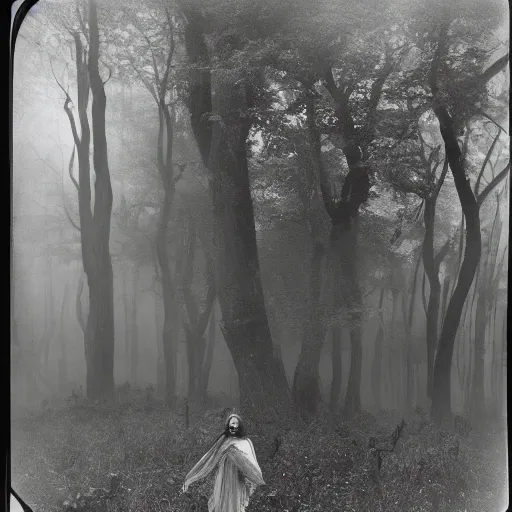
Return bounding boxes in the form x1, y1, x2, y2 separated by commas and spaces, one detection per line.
8, 1, 41, 511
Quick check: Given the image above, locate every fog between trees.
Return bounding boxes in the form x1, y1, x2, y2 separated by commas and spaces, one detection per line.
12, 0, 509, 429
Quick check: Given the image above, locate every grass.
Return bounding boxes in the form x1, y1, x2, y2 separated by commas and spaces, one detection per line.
11, 396, 507, 512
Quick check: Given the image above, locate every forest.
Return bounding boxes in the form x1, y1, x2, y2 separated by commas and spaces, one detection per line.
11, 0, 509, 510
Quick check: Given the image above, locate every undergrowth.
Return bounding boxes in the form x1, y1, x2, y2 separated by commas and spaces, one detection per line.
11, 397, 507, 512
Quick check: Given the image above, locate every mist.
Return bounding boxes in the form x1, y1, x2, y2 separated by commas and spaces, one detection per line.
11, 0, 509, 510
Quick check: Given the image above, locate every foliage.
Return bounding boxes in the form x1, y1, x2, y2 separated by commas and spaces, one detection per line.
11, 403, 507, 512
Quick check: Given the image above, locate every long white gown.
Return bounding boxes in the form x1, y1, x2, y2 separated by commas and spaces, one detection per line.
184, 436, 265, 512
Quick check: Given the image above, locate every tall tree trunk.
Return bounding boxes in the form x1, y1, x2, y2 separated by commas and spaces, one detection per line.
41, 245, 55, 381
423, 197, 442, 399
291, 92, 327, 417
123, 268, 131, 382
198, 300, 217, 398
439, 276, 450, 327
320, 72, 372, 418
130, 264, 140, 385
152, 43, 180, 405
182, 221, 216, 399
371, 289, 385, 411
80, 0, 115, 402
388, 289, 399, 408
58, 283, 69, 394
342, 222, 363, 418
183, 12, 294, 426
471, 291, 487, 416
292, 240, 325, 417
157, 192, 177, 406
499, 314, 506, 414
209, 68, 292, 424
155, 288, 166, 397
403, 258, 419, 411
294, 86, 368, 419
329, 325, 342, 414
428, 34, 508, 426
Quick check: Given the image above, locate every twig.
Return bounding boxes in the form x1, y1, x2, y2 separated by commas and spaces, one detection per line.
102, 61, 113, 85
475, 128, 502, 196
477, 163, 510, 209
68, 145, 80, 192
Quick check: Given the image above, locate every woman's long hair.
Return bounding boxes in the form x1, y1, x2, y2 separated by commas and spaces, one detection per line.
206, 414, 246, 452
222, 414, 246, 438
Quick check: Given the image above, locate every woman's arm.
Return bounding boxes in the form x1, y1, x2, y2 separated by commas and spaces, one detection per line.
226, 441, 265, 487
183, 436, 227, 490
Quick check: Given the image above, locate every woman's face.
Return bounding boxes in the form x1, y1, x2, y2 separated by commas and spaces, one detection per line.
228, 417, 240, 435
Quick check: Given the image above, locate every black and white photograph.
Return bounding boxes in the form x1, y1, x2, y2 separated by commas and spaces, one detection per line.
10, 0, 509, 510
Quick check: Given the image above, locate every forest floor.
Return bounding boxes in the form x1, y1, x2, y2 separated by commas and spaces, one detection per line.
11, 395, 507, 512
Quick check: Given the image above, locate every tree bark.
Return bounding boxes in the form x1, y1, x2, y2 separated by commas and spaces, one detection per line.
122, 268, 131, 382
329, 325, 342, 414
430, 104, 481, 426
156, 191, 177, 406
422, 197, 443, 399
292, 240, 325, 417
371, 289, 385, 411
58, 283, 69, 394
291, 92, 327, 418
209, 68, 293, 425
320, 72, 373, 418
183, 11, 294, 427
84, 0, 115, 402
342, 223, 363, 418
403, 257, 419, 410
182, 220, 217, 399
155, 287, 166, 397
387, 289, 399, 408
428, 34, 508, 426
130, 264, 140, 385
41, 242, 55, 381
198, 300, 217, 398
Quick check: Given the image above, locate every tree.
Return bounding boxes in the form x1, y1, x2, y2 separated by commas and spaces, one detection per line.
179, 0, 296, 426
405, 0, 509, 425
470, 142, 508, 417
371, 288, 385, 410
386, 114, 452, 399
44, 0, 116, 402
180, 216, 216, 400
107, 1, 184, 405
275, 1, 407, 418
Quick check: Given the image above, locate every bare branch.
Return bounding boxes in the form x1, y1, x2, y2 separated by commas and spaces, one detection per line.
128, 13, 162, 92
475, 111, 508, 135
31, 145, 61, 180
61, 200, 81, 232
477, 163, 510, 209
50, 58, 81, 147
160, 6, 175, 96
102, 61, 113, 85
128, 56, 159, 104
477, 53, 509, 87
364, 57, 394, 143
76, 273, 86, 333
428, 23, 450, 95
421, 267, 428, 315
433, 158, 449, 199
76, 4, 89, 44
475, 128, 502, 196
68, 145, 79, 192
172, 163, 186, 186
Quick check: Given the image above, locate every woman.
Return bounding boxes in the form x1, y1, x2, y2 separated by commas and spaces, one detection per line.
182, 413, 265, 511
